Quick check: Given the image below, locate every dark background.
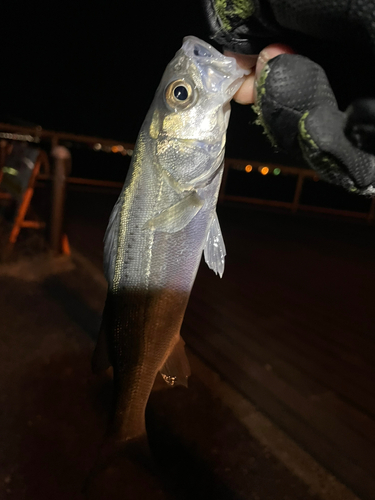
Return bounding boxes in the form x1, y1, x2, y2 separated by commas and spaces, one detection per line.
1, 0, 375, 162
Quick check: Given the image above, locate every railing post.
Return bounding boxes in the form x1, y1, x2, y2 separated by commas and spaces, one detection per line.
50, 146, 71, 254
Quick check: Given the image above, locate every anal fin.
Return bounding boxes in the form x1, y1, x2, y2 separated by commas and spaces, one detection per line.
160, 336, 191, 388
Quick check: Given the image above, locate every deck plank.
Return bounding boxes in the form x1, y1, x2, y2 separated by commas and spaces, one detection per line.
181, 205, 375, 500
184, 305, 375, 474
186, 293, 375, 445
184, 330, 375, 500
189, 279, 375, 415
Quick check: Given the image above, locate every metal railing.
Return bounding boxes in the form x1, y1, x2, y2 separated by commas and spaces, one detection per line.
220, 158, 375, 222
1, 123, 374, 226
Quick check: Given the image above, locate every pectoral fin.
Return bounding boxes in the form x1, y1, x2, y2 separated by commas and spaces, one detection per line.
160, 336, 191, 388
143, 192, 203, 233
204, 212, 226, 278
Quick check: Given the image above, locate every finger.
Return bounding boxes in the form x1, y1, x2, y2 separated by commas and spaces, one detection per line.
300, 105, 375, 193
224, 51, 257, 104
254, 44, 295, 101
225, 44, 294, 105
255, 44, 295, 78
254, 54, 338, 154
233, 73, 257, 105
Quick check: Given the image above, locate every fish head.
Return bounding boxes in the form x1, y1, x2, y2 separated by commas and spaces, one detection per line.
147, 36, 249, 186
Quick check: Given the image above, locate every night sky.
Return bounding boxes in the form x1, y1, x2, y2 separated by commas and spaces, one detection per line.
1, 1, 375, 163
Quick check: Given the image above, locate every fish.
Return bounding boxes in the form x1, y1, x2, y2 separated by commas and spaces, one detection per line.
92, 36, 248, 446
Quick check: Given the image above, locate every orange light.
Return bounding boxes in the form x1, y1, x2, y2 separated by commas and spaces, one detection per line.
111, 146, 119, 153
260, 166, 269, 175
245, 164, 252, 173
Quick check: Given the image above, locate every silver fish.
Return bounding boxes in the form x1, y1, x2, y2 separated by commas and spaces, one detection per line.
93, 36, 247, 444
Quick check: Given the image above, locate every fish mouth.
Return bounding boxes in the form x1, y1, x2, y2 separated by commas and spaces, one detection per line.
181, 36, 250, 98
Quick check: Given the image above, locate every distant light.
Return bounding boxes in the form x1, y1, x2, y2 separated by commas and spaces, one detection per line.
273, 168, 281, 176
127, 149, 133, 156
0, 132, 37, 142
111, 145, 125, 153
2, 167, 18, 176
260, 166, 269, 175
245, 164, 252, 173
93, 143, 102, 151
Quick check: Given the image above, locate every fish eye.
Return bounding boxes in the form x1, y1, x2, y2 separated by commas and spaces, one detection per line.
174, 85, 188, 101
165, 79, 195, 110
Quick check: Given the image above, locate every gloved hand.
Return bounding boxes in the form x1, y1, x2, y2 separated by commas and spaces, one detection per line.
203, 0, 375, 195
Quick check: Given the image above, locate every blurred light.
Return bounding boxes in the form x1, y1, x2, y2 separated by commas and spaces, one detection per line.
2, 167, 18, 176
127, 149, 133, 156
245, 164, 252, 173
260, 166, 269, 175
0, 132, 36, 142
111, 145, 125, 153
93, 143, 102, 150
273, 168, 281, 176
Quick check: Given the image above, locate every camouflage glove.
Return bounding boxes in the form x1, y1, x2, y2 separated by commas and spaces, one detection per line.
204, 0, 375, 195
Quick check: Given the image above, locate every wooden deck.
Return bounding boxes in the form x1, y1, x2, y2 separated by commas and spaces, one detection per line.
63, 189, 375, 500
182, 205, 375, 500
